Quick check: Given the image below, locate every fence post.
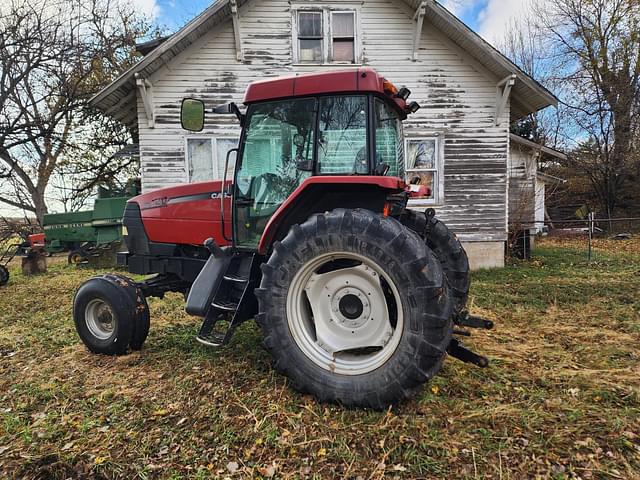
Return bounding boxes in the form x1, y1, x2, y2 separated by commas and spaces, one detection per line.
587, 212, 593, 265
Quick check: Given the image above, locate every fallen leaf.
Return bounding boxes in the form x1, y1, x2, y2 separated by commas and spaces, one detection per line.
0, 446, 9, 455
257, 464, 276, 477
152, 409, 169, 417
61, 441, 74, 451
227, 461, 239, 473
177, 417, 188, 426
392, 464, 407, 472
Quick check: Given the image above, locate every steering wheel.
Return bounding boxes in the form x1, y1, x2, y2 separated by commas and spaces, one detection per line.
249, 172, 282, 212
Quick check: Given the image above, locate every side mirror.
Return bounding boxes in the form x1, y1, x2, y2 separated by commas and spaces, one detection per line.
181, 98, 205, 132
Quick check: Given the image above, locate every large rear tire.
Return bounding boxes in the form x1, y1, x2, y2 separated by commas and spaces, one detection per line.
399, 209, 470, 315
256, 209, 453, 409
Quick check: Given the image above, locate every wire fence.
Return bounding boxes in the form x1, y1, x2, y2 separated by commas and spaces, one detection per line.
508, 216, 640, 263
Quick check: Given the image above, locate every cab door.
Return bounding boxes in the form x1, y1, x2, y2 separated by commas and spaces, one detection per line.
233, 98, 317, 248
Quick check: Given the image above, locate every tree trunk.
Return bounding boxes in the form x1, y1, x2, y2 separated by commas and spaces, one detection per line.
33, 192, 48, 225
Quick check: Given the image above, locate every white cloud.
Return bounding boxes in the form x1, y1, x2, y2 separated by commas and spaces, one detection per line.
440, 0, 479, 16
124, 0, 161, 19
477, 0, 538, 46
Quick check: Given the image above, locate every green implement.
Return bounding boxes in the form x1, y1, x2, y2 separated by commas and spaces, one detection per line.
43, 181, 139, 262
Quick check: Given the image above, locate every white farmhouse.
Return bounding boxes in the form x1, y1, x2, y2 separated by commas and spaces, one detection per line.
92, 0, 559, 268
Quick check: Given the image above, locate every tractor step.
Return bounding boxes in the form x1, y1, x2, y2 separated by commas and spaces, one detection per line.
196, 332, 226, 347
193, 251, 260, 348
211, 299, 239, 311
223, 274, 249, 283
447, 338, 489, 368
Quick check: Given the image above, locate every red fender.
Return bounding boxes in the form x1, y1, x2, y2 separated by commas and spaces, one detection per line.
257, 176, 406, 255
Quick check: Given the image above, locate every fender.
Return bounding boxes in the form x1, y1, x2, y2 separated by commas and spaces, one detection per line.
257, 176, 406, 255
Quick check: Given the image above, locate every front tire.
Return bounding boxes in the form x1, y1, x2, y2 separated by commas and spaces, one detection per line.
73, 275, 149, 355
256, 209, 453, 409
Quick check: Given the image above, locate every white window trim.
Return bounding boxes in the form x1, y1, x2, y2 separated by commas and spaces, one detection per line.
405, 136, 445, 205
184, 136, 239, 182
291, 5, 362, 65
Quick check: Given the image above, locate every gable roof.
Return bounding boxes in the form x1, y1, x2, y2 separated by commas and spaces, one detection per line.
92, 0, 557, 128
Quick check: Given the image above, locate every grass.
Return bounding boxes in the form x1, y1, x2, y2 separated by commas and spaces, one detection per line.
1, 237, 639, 479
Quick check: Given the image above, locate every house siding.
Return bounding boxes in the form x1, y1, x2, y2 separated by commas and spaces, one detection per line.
136, 0, 509, 263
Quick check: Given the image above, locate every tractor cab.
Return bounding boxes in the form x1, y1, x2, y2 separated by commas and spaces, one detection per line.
180, 68, 421, 251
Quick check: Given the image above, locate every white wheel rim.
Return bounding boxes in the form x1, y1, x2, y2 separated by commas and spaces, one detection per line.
85, 299, 116, 340
286, 251, 404, 375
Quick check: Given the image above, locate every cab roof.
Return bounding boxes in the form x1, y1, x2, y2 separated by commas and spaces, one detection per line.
243, 68, 386, 104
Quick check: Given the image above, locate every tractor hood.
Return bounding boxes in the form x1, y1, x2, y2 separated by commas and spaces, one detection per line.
126, 180, 232, 247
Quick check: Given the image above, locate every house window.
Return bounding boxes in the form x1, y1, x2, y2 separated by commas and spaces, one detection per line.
297, 11, 323, 62
294, 9, 358, 64
405, 138, 443, 203
331, 12, 355, 62
186, 137, 238, 182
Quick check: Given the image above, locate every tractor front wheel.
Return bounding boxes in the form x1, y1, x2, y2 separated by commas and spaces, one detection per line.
73, 275, 150, 355
256, 209, 453, 409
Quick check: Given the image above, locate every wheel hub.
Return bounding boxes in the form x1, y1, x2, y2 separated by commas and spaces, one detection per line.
85, 299, 115, 340
334, 290, 368, 327
302, 261, 395, 356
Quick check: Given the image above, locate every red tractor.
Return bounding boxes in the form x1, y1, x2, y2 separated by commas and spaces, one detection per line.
73, 68, 493, 408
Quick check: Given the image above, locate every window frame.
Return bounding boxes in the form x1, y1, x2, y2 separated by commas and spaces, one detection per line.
404, 136, 445, 205
291, 5, 361, 65
184, 136, 239, 183
329, 10, 357, 64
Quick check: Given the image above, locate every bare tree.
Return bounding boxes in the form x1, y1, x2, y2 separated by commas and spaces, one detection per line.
0, 0, 155, 223
535, 0, 640, 218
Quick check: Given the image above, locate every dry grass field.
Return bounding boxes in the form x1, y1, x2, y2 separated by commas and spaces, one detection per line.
1, 237, 639, 479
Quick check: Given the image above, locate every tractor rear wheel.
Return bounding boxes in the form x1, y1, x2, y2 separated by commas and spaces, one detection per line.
0, 265, 9, 286
256, 209, 453, 409
399, 209, 470, 315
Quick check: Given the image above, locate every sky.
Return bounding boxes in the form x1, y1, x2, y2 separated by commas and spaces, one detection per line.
138, 0, 537, 47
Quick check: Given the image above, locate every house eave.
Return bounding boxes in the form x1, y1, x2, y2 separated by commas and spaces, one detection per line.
90, 0, 243, 125
510, 134, 567, 161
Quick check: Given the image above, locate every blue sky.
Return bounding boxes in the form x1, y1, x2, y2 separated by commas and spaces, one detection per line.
149, 0, 530, 47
